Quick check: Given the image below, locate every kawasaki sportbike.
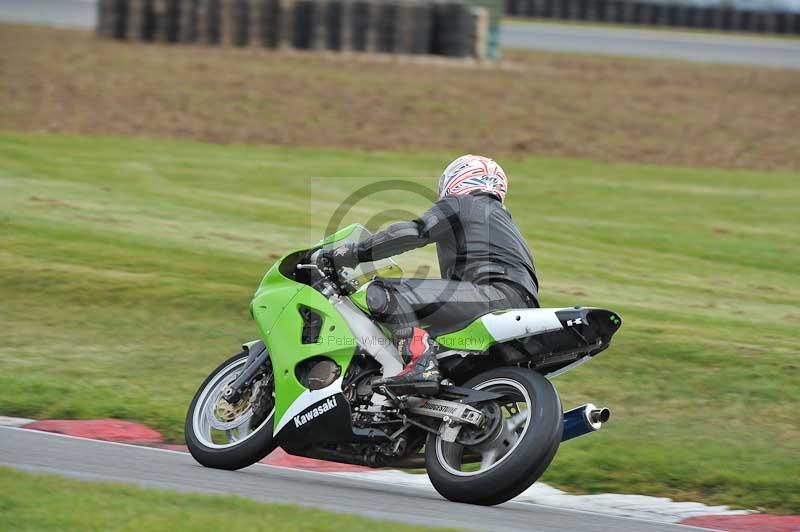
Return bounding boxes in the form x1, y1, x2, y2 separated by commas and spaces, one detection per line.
185, 224, 622, 505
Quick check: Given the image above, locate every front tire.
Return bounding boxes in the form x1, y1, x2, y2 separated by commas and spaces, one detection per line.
424, 367, 563, 506
185, 350, 276, 470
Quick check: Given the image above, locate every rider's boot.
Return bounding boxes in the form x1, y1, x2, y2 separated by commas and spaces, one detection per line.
373, 327, 441, 396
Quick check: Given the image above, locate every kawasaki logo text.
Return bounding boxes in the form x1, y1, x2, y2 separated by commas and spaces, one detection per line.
293, 396, 337, 428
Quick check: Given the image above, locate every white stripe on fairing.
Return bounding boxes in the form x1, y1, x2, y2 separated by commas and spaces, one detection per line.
274, 377, 344, 434
482, 308, 564, 342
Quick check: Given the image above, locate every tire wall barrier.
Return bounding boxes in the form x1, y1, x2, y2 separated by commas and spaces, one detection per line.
505, 0, 800, 36
97, 0, 492, 58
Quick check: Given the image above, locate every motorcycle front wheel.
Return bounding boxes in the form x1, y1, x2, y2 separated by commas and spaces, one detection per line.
185, 350, 276, 470
424, 367, 563, 506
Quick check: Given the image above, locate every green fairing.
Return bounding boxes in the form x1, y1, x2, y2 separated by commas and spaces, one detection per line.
251, 224, 362, 430
317, 225, 358, 246
263, 286, 355, 427
349, 282, 371, 313
435, 316, 496, 351
249, 260, 303, 331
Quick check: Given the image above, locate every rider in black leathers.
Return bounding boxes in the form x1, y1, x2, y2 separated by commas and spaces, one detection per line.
330, 155, 539, 395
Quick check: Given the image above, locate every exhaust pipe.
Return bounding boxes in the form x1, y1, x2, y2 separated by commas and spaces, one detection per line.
561, 403, 611, 442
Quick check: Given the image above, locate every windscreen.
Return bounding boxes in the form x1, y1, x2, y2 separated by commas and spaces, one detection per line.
320, 224, 403, 286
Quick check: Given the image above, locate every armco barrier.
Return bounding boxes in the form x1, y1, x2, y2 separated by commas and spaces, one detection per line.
97, 0, 491, 58
506, 0, 800, 36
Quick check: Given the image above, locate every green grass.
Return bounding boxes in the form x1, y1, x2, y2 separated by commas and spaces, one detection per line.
0, 132, 798, 512
0, 467, 449, 531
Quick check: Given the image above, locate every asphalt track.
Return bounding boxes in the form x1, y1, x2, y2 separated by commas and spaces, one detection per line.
1, 0, 799, 68
1, 426, 709, 532
502, 21, 800, 69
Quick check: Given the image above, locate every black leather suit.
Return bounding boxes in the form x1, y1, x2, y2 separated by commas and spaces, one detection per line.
349, 192, 539, 338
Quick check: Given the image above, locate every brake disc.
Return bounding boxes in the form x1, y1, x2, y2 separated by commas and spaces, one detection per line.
207, 386, 254, 431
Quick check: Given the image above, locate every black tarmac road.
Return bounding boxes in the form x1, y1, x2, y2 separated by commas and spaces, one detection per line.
1, 0, 800, 68
0, 427, 710, 532
502, 21, 800, 69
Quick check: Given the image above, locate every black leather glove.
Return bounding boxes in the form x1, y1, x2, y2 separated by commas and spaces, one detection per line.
330, 244, 360, 269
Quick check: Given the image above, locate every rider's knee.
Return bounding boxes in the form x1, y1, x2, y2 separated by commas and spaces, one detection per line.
366, 282, 392, 317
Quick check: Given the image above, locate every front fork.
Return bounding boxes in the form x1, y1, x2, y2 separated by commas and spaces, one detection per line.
223, 340, 269, 404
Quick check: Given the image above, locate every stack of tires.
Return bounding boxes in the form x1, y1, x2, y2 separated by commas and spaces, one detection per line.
96, 0, 491, 58
431, 2, 475, 57
97, 0, 129, 38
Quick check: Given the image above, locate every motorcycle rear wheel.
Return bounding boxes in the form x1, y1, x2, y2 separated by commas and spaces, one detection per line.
424, 367, 563, 506
185, 350, 276, 470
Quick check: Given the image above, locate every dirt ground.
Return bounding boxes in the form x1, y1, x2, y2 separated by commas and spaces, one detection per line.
1, 24, 799, 171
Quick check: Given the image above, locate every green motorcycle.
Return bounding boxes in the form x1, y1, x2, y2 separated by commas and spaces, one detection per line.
185, 224, 622, 505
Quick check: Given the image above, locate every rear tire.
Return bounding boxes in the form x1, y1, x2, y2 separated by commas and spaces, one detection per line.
424, 367, 562, 506
185, 350, 276, 471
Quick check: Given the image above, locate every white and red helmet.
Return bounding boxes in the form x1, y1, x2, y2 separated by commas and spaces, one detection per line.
438, 154, 508, 203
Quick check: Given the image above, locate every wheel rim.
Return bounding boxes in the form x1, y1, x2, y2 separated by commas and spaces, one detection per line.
191, 357, 275, 450
434, 378, 532, 477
